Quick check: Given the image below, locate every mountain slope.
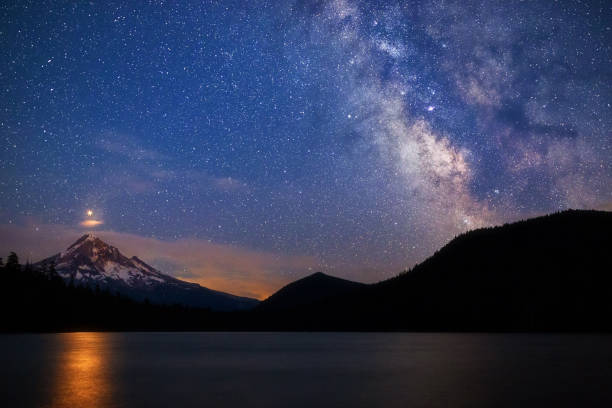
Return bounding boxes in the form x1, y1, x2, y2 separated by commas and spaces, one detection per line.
35, 234, 258, 311
366, 209, 612, 330
257, 272, 366, 312
257, 210, 612, 331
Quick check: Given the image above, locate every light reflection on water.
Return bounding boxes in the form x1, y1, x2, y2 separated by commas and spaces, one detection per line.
45, 332, 113, 408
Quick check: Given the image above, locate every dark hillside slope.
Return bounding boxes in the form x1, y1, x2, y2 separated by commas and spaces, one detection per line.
259, 210, 612, 331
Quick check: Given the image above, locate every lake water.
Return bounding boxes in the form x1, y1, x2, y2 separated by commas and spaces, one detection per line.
0, 332, 611, 407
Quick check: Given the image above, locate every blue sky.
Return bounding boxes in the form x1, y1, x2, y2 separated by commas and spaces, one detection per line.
1, 0, 610, 297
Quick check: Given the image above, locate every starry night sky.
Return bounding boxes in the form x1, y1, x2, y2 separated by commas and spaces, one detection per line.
1, 0, 611, 298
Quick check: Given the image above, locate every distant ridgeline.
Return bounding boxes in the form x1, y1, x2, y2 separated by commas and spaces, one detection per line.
1, 209, 611, 332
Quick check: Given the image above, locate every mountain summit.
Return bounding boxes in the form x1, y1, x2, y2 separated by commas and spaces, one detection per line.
50, 234, 171, 288
35, 234, 258, 311
258, 272, 366, 312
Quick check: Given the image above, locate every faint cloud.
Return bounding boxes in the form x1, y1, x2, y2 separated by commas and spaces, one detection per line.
212, 176, 248, 192
80, 219, 104, 227
181, 170, 249, 193
119, 175, 157, 194
93, 134, 247, 197
97, 133, 165, 162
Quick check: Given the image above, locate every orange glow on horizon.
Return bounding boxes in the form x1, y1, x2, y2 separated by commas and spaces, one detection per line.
177, 274, 288, 300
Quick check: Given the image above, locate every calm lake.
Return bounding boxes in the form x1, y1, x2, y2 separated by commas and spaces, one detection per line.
0, 332, 611, 407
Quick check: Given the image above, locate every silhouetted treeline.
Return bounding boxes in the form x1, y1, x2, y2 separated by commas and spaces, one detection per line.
0, 254, 236, 332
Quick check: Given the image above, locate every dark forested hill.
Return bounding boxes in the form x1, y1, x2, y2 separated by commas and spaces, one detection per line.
257, 272, 367, 312
252, 209, 612, 331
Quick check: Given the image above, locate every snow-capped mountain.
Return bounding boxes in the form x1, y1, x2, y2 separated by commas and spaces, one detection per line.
35, 234, 259, 311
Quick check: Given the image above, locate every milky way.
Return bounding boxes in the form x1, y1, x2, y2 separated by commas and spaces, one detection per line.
1, 0, 610, 295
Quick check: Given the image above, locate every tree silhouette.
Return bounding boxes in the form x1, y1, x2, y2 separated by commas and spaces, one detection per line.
5, 252, 20, 273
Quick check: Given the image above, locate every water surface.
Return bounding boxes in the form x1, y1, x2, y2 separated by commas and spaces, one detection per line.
1, 332, 611, 407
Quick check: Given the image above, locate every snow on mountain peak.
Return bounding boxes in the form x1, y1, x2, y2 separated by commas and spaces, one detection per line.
33, 235, 260, 310
50, 235, 170, 288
